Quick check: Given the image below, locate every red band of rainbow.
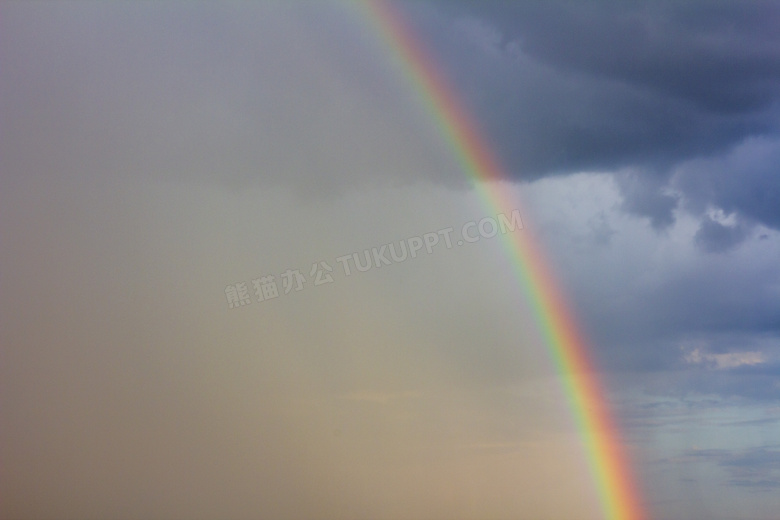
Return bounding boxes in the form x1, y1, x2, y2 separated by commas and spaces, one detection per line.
354, 2, 645, 519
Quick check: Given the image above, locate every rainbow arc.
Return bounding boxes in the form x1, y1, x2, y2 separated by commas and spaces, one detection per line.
354, 2, 645, 519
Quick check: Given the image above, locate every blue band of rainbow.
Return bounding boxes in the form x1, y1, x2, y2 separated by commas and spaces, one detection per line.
353, 2, 645, 519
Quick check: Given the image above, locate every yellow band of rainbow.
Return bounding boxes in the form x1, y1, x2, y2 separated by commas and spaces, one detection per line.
353, 2, 645, 519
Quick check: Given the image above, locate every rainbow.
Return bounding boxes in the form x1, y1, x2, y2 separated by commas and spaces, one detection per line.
352, 1, 645, 519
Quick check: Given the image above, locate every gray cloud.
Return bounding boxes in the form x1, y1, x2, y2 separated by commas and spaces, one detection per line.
520, 174, 780, 393
674, 136, 780, 235
694, 215, 752, 253
616, 171, 680, 230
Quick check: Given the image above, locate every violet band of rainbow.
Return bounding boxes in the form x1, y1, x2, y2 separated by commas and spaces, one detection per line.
353, 1, 645, 519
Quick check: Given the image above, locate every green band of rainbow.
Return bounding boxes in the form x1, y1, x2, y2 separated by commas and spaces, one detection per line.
353, 2, 645, 519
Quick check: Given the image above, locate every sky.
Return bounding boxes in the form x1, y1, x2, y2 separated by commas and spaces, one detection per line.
1, 1, 780, 520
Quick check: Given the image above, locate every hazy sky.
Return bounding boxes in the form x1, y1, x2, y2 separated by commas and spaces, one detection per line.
2, 2, 780, 520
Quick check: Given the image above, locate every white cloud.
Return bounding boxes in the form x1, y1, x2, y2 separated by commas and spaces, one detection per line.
684, 347, 766, 370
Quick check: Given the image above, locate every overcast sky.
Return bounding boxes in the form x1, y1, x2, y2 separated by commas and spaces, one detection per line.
2, 2, 780, 520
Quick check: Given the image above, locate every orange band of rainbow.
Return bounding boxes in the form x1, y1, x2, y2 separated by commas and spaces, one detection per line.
354, 2, 645, 519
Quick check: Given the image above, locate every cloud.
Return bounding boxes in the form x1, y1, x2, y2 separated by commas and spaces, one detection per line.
409, 0, 780, 170
683, 348, 766, 370
673, 136, 780, 235
694, 214, 752, 253
401, 1, 780, 236
522, 173, 780, 353
616, 170, 680, 230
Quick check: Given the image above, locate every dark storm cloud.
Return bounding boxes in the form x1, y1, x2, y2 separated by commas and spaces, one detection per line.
438, 0, 780, 113
405, 1, 780, 230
